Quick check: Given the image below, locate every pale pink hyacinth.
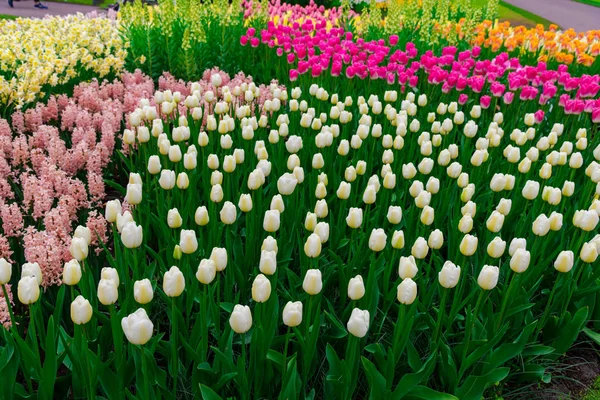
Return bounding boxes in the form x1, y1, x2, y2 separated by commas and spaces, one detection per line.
0, 284, 13, 329
0, 234, 12, 262
0, 203, 24, 238
0, 70, 159, 288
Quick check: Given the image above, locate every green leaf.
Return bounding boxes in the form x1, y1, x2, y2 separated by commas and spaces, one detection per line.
484, 322, 536, 374
521, 345, 555, 357
40, 317, 58, 399
214, 372, 238, 392
13, 332, 42, 380
337, 238, 350, 250
104, 177, 127, 196
406, 341, 423, 372
583, 327, 600, 346
362, 357, 390, 399
392, 350, 437, 399
278, 355, 300, 400
505, 303, 535, 318
267, 349, 284, 368
211, 346, 236, 373
405, 385, 458, 400
455, 367, 510, 400
460, 324, 509, 376
199, 384, 224, 400
97, 361, 123, 400
0, 338, 19, 399
550, 307, 589, 357
512, 363, 545, 382
52, 286, 66, 325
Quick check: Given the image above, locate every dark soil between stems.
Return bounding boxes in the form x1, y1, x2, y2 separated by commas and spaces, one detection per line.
498, 339, 600, 399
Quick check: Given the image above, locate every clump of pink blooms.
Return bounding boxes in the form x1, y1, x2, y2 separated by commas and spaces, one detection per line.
0, 283, 13, 329
0, 70, 156, 288
241, 0, 352, 25
243, 22, 600, 123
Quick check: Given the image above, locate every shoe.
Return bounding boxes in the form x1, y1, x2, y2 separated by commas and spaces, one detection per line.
34, 2, 48, 8
8, 0, 13, 8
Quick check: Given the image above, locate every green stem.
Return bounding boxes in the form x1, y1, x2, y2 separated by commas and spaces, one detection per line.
392, 304, 406, 360
282, 326, 291, 377
434, 288, 449, 344
29, 305, 41, 362
537, 273, 563, 337
496, 272, 519, 331
560, 261, 587, 319
460, 290, 487, 375
140, 345, 150, 399
171, 297, 178, 395
109, 305, 123, 397
201, 285, 209, 362
215, 273, 221, 337
241, 333, 248, 400
82, 326, 95, 400
305, 295, 314, 338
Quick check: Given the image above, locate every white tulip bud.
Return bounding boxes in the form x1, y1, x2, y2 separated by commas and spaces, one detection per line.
97, 279, 118, 305
477, 266, 499, 290
134, 279, 154, 304
163, 266, 185, 297
282, 301, 303, 327
63, 259, 82, 286
71, 295, 93, 325
510, 248, 531, 273
398, 256, 418, 279
252, 274, 272, 303
347, 275, 365, 300
347, 308, 370, 338
438, 261, 461, 289
196, 259, 216, 284
411, 237, 429, 259
210, 247, 228, 272
554, 251, 574, 273
397, 279, 417, 305
303, 269, 323, 295
229, 304, 252, 334
121, 308, 154, 345
460, 234, 478, 256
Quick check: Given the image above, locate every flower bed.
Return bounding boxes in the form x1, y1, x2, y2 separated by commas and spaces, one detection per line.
0, 14, 125, 115
0, 0, 599, 399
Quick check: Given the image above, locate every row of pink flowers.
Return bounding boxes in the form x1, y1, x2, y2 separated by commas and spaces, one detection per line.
242, 0, 351, 25
242, 21, 600, 122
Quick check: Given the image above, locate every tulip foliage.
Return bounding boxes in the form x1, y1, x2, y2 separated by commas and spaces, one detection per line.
3, 60, 599, 398
2, 0, 600, 398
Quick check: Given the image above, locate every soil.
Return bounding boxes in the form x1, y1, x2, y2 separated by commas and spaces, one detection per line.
500, 339, 600, 400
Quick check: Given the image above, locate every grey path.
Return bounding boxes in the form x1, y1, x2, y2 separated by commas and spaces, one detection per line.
0, 0, 102, 18
503, 0, 600, 31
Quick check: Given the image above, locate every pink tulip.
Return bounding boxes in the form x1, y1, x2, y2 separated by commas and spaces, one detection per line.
503, 92, 515, 104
